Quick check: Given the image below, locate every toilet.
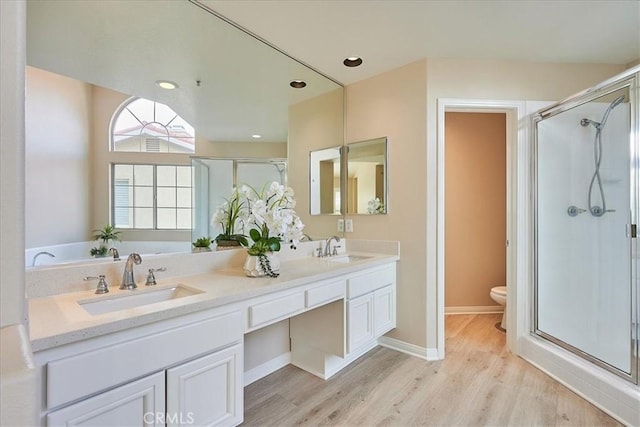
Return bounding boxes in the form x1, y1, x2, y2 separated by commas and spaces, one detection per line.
490, 286, 507, 331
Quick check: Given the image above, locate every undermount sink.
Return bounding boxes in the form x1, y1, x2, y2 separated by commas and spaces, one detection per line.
327, 255, 373, 264
79, 285, 203, 316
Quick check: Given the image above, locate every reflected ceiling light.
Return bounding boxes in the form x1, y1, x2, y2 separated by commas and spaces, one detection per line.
155, 80, 178, 90
252, 134, 262, 139
343, 57, 363, 67
290, 80, 307, 88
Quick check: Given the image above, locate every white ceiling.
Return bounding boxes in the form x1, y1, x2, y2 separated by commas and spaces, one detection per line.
205, 0, 640, 85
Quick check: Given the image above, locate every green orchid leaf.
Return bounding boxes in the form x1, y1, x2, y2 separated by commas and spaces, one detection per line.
249, 228, 261, 241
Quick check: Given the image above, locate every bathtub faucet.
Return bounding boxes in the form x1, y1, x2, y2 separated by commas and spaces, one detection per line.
120, 252, 142, 290
32, 251, 55, 266
108, 247, 120, 261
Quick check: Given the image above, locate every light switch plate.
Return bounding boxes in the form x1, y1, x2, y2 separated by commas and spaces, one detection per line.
337, 219, 345, 232
345, 219, 353, 233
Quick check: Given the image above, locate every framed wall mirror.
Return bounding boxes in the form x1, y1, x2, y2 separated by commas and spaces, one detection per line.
309, 147, 342, 215
346, 137, 388, 215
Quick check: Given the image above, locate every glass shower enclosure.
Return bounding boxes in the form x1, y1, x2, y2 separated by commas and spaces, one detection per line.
191, 157, 287, 243
533, 70, 639, 383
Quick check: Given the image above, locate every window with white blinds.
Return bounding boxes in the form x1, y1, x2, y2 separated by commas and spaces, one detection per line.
112, 164, 192, 230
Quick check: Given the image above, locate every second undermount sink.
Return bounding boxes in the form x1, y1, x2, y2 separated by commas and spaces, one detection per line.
79, 285, 203, 316
327, 255, 373, 264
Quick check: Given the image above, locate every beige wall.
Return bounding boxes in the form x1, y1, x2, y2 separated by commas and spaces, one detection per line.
445, 112, 506, 308
195, 139, 286, 158
346, 60, 428, 347
289, 88, 345, 239
25, 66, 92, 248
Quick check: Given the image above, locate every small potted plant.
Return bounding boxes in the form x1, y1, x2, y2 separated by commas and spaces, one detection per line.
192, 236, 213, 252
89, 246, 108, 258
212, 188, 248, 250
90, 224, 121, 257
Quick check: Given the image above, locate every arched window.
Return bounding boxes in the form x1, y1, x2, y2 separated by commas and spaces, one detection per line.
111, 97, 195, 153
110, 97, 194, 230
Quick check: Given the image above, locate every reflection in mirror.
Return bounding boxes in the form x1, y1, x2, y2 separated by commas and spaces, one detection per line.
309, 147, 342, 215
192, 158, 287, 244
347, 137, 387, 214
24, 0, 342, 266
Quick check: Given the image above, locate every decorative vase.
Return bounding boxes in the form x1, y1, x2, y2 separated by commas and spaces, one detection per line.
243, 252, 280, 277
192, 246, 212, 253
216, 240, 242, 250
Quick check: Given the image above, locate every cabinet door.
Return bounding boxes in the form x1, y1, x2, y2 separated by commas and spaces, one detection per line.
166, 344, 243, 427
347, 293, 374, 354
374, 285, 396, 336
47, 372, 165, 427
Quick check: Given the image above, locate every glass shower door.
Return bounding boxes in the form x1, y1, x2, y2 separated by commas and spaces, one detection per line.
534, 85, 637, 381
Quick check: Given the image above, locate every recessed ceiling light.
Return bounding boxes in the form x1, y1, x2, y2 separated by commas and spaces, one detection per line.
252, 134, 262, 139
155, 80, 178, 90
343, 57, 363, 67
290, 80, 307, 89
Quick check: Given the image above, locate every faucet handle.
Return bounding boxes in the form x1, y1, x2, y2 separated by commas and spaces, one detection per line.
145, 267, 166, 286
332, 245, 341, 256
85, 275, 109, 294
316, 247, 324, 258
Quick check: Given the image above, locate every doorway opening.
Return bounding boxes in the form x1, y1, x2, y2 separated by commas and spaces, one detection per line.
434, 99, 523, 358
444, 112, 507, 328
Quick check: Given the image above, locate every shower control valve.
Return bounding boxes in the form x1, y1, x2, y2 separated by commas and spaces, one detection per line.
567, 206, 586, 217
588, 206, 616, 217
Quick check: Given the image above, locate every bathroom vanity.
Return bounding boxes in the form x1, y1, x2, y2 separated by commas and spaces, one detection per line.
27, 242, 398, 426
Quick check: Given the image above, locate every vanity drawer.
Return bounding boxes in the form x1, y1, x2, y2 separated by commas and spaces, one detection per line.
306, 279, 345, 308
248, 292, 305, 330
46, 310, 242, 410
347, 264, 396, 299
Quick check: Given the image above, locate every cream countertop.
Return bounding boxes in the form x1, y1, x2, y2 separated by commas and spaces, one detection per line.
28, 251, 399, 352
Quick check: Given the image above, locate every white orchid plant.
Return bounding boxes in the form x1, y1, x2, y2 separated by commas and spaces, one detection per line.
367, 197, 385, 214
212, 181, 305, 257
240, 182, 305, 257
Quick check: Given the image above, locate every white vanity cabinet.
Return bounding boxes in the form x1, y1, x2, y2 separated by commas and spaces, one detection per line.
166, 344, 242, 427
38, 309, 244, 427
346, 263, 396, 354
47, 371, 165, 426
290, 262, 397, 379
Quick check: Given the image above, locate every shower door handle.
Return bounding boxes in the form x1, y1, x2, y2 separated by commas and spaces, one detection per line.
630, 224, 637, 238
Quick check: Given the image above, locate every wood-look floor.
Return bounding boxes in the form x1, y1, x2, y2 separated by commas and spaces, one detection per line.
243, 314, 620, 426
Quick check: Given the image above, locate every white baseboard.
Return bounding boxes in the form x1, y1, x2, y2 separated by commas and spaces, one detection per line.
243, 352, 291, 386
445, 305, 504, 315
377, 336, 441, 361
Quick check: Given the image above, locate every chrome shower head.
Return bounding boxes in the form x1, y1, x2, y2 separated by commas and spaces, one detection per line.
580, 96, 625, 129
600, 95, 625, 128
610, 95, 625, 109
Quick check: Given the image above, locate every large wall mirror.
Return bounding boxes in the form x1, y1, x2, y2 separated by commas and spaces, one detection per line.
346, 137, 388, 215
309, 147, 342, 215
25, 0, 343, 266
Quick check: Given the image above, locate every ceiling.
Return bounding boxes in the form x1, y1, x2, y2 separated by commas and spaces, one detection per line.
26, 0, 340, 143
204, 0, 640, 85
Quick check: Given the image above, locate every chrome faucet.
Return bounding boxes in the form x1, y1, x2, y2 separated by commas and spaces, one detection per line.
120, 252, 142, 290
108, 247, 120, 261
324, 235, 341, 257
32, 251, 55, 266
